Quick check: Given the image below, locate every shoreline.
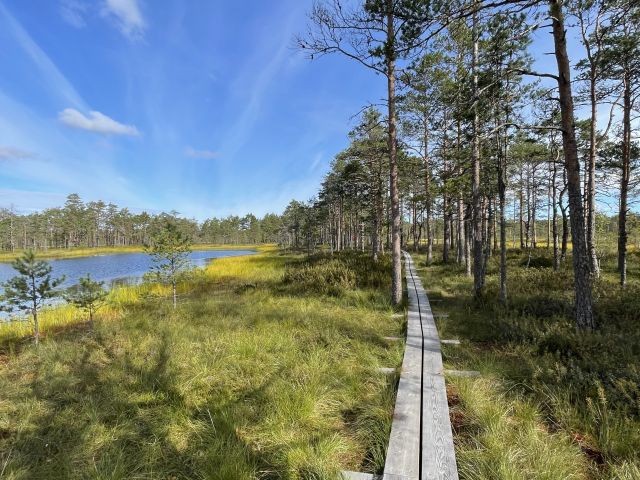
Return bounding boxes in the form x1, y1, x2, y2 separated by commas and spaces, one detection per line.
0, 247, 270, 342
0, 244, 265, 263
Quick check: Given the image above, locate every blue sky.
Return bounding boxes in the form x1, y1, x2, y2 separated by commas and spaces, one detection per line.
0, 0, 386, 219
0, 1, 600, 220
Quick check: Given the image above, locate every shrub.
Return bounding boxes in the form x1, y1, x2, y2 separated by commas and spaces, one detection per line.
520, 256, 554, 268
283, 260, 356, 296
282, 253, 392, 296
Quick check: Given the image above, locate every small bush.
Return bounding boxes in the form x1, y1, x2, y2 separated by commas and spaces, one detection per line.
521, 256, 554, 268
283, 260, 356, 295
282, 252, 392, 296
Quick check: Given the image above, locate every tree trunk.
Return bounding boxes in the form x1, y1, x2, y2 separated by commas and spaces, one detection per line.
560, 168, 569, 262
587, 65, 600, 276
33, 308, 39, 346
172, 281, 177, 309
519, 168, 525, 249
498, 140, 508, 305
372, 209, 379, 262
411, 197, 418, 252
425, 129, 433, 265
457, 198, 465, 264
443, 199, 450, 263
618, 70, 631, 287
465, 210, 472, 277
486, 197, 494, 260
386, 0, 402, 305
550, 0, 595, 330
532, 170, 538, 249
552, 147, 560, 270
471, 2, 484, 297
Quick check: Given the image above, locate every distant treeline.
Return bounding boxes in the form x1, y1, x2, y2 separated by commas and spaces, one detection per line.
0, 194, 286, 250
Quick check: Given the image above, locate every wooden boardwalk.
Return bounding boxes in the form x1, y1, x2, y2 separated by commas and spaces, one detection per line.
382, 252, 458, 480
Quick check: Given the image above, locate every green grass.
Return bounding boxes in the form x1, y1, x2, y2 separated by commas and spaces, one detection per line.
415, 246, 640, 479
0, 249, 403, 479
0, 243, 261, 263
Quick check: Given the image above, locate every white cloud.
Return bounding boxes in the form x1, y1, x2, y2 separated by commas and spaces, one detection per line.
184, 146, 219, 160
0, 146, 34, 160
60, 0, 87, 28
101, 0, 145, 39
59, 108, 140, 136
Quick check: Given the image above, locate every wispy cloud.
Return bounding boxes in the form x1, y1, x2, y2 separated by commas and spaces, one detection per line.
184, 146, 219, 160
309, 151, 325, 173
59, 108, 140, 136
219, 15, 297, 161
0, 3, 86, 109
0, 146, 35, 160
101, 0, 145, 39
60, 0, 87, 28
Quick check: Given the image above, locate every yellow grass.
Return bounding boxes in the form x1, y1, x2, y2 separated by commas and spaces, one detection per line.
0, 246, 273, 345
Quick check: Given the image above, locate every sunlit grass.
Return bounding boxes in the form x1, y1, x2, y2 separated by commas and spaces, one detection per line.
420, 245, 640, 479
0, 247, 275, 346
0, 249, 400, 479
451, 376, 588, 480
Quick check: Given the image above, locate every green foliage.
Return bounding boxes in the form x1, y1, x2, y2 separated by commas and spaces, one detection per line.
283, 253, 392, 296
1, 250, 64, 313
520, 255, 554, 268
63, 274, 108, 326
284, 259, 357, 296
1, 250, 64, 344
147, 221, 192, 308
0, 193, 283, 254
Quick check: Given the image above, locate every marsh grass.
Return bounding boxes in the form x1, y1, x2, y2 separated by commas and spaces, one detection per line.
418, 246, 640, 479
0, 249, 401, 479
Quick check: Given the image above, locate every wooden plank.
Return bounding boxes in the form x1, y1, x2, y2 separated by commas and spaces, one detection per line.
383, 252, 459, 480
441, 339, 461, 345
383, 254, 423, 479
406, 252, 459, 480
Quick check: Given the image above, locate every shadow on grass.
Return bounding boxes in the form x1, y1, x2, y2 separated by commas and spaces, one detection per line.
6, 329, 295, 479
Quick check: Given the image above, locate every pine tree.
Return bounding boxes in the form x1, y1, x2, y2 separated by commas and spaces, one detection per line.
1, 250, 64, 345
147, 221, 191, 309
64, 274, 108, 329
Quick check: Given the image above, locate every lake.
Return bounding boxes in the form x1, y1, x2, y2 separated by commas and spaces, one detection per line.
0, 249, 256, 292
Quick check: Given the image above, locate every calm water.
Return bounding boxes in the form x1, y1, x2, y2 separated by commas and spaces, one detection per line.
0, 249, 255, 292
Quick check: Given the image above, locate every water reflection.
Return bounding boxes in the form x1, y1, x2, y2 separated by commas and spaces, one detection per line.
0, 249, 255, 292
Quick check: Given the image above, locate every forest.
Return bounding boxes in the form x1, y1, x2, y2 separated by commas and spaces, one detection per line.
290, 0, 640, 328
0, 194, 286, 248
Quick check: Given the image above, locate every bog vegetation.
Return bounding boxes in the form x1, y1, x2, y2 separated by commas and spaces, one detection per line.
1, 0, 639, 478
429, 244, 640, 479
0, 249, 403, 479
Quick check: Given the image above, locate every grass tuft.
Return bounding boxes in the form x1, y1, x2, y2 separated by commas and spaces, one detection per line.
420, 245, 640, 479
0, 249, 400, 479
